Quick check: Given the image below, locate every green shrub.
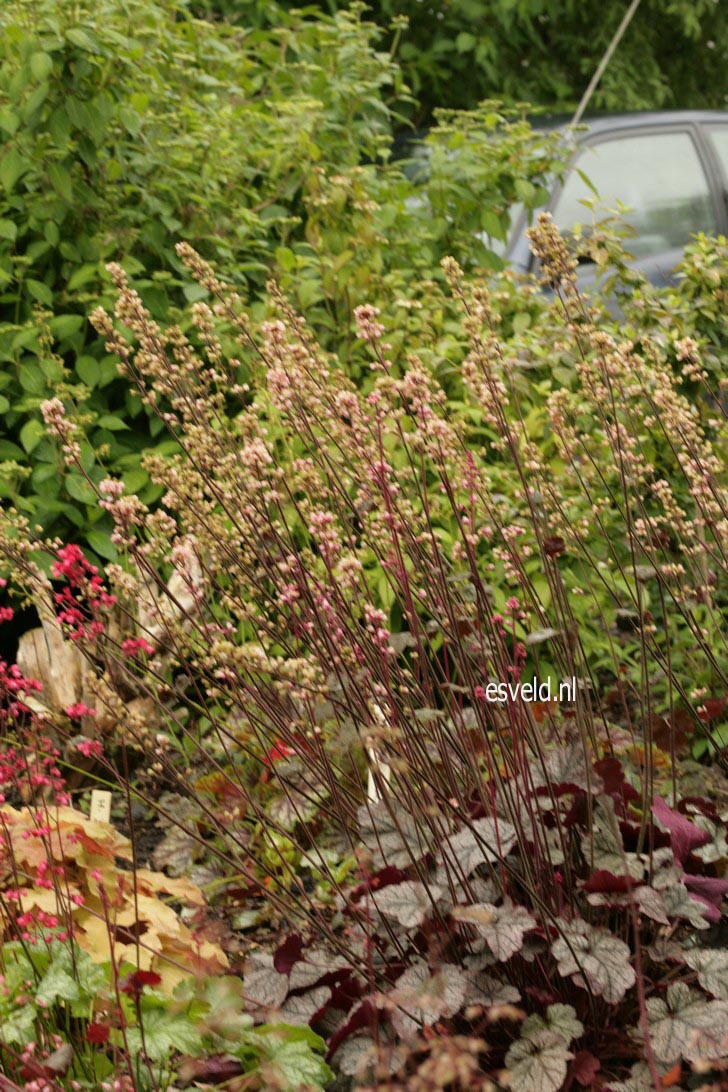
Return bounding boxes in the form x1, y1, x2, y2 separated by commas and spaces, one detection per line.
0, 0, 402, 553
0, 0, 571, 562
196, 0, 728, 123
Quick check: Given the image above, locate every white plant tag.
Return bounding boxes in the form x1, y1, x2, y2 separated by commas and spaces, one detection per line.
89, 789, 112, 824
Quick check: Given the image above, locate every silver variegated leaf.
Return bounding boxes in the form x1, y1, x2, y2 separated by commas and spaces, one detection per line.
453, 900, 536, 961
504, 1028, 573, 1092
647, 982, 728, 1066
390, 961, 467, 1039
551, 918, 635, 1004
435, 817, 517, 884
684, 948, 728, 1001
371, 880, 443, 928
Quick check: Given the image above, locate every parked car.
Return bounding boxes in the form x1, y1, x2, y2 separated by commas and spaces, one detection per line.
505, 110, 728, 286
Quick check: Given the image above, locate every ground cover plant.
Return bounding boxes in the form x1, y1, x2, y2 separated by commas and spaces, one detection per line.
0, 215, 726, 1089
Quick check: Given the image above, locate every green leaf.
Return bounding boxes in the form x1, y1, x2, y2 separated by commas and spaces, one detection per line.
76, 356, 100, 386
275, 246, 297, 272
50, 314, 84, 339
126, 1006, 204, 1062
66, 27, 100, 53
118, 105, 141, 136
0, 219, 18, 242
36, 963, 81, 1005
0, 440, 25, 460
515, 178, 537, 205
455, 32, 476, 53
182, 282, 209, 303
96, 414, 130, 430
236, 1026, 332, 1090
87, 529, 118, 561
29, 52, 53, 81
20, 418, 45, 454
64, 474, 97, 504
0, 107, 19, 136
22, 83, 50, 121
26, 278, 54, 306
0, 1002, 36, 1045
263, 1038, 332, 1090
0, 147, 29, 193
122, 468, 149, 493
18, 362, 45, 394
48, 162, 73, 202
67, 264, 99, 291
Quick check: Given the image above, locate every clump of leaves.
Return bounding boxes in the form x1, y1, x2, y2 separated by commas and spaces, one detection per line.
0, 939, 332, 1090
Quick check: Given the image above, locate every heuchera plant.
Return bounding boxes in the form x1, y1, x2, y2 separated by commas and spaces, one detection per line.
0, 617, 332, 1089
1, 218, 727, 1089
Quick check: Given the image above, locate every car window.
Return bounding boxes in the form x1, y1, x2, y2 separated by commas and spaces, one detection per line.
551, 130, 717, 260
706, 126, 728, 180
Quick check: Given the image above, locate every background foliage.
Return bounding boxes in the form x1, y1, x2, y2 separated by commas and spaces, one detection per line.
194, 0, 728, 124
0, 0, 570, 558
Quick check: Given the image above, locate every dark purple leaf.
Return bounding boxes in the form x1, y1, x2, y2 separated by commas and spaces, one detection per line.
326, 1000, 378, 1060
349, 865, 409, 904
570, 1050, 601, 1086
274, 933, 305, 974
682, 874, 728, 922
178, 1056, 244, 1086
652, 796, 709, 865
582, 869, 636, 894
593, 756, 639, 807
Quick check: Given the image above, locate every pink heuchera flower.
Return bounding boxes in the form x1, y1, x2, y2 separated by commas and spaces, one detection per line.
121, 636, 155, 657
76, 739, 103, 759
65, 703, 96, 719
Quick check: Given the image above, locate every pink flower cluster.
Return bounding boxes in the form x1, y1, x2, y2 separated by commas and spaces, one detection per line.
353, 304, 385, 344
40, 396, 81, 464
53, 544, 116, 642
120, 636, 155, 658
0, 730, 70, 806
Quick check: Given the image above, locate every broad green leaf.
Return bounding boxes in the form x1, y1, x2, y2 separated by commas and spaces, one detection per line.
20, 418, 45, 453
64, 474, 97, 504
18, 362, 46, 394
96, 414, 130, 431
36, 963, 81, 1005
455, 32, 476, 53
0, 1002, 36, 1045
0, 107, 19, 136
126, 1006, 204, 1062
66, 27, 100, 53
50, 314, 84, 339
0, 147, 29, 192
26, 278, 54, 306
29, 52, 53, 81
87, 529, 118, 561
76, 356, 100, 386
48, 162, 73, 202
